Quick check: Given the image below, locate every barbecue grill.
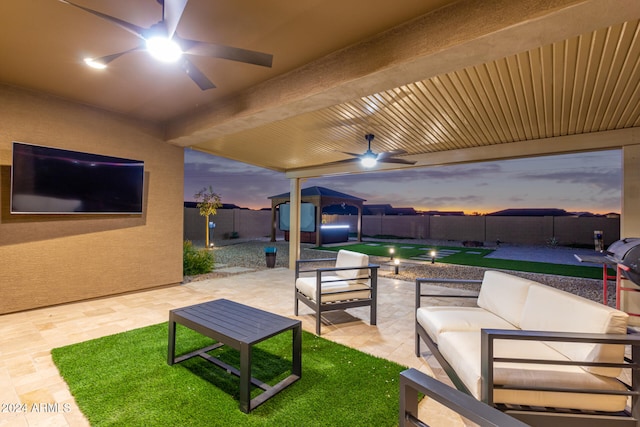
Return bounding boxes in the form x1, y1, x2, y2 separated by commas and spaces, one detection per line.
606, 238, 640, 285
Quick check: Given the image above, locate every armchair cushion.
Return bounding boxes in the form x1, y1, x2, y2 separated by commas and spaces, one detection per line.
296, 276, 371, 303
334, 250, 370, 280
296, 250, 372, 303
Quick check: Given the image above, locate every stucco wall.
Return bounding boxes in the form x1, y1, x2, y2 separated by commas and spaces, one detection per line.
0, 85, 184, 314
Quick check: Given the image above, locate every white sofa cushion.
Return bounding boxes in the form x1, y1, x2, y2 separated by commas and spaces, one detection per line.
520, 283, 628, 377
416, 306, 516, 344
334, 250, 369, 280
296, 276, 370, 303
438, 331, 628, 412
477, 271, 536, 328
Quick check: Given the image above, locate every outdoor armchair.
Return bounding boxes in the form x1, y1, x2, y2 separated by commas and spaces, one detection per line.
294, 249, 379, 335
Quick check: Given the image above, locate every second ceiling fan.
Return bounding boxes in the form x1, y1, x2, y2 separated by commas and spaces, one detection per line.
58, 0, 274, 90
338, 134, 416, 168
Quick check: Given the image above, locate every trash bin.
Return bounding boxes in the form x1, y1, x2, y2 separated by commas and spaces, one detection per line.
265, 247, 277, 268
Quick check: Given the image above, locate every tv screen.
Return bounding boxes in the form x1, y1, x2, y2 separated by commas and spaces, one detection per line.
11, 142, 144, 214
279, 203, 316, 232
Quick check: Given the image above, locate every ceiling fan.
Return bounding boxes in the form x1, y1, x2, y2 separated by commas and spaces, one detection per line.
338, 134, 416, 168
58, 0, 273, 90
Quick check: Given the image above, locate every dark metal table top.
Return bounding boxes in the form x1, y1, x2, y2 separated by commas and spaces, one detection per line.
170, 298, 300, 345
168, 299, 302, 413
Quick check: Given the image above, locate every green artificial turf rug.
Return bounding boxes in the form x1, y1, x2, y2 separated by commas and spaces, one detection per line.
52, 322, 406, 426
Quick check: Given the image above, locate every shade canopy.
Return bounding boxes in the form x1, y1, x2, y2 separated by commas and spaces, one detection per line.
269, 186, 365, 245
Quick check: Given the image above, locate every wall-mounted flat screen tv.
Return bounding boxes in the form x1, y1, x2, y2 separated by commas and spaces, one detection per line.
279, 202, 316, 232
11, 142, 144, 214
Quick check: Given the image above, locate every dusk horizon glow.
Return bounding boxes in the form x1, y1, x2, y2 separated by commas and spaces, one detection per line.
184, 149, 622, 215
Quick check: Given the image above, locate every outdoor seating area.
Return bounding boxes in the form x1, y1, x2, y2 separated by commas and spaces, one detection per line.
5, 242, 640, 426
415, 270, 640, 426
3, 267, 467, 426
4, 0, 640, 425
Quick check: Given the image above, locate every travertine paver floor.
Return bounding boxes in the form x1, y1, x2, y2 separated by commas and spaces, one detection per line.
0, 268, 473, 426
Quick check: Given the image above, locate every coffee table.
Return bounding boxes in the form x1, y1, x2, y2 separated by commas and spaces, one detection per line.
167, 299, 302, 413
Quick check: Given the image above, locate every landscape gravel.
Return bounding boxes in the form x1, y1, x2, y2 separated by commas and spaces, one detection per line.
183, 239, 613, 307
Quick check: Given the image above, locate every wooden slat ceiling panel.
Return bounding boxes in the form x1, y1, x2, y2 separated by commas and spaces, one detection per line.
195, 19, 640, 171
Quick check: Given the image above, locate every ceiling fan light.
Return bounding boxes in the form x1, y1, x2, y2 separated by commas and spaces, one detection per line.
84, 57, 107, 69
361, 154, 377, 168
146, 37, 182, 62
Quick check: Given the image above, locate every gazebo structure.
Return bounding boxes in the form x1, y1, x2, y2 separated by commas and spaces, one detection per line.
268, 186, 365, 246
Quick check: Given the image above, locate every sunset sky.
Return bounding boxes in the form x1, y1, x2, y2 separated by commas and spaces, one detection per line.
184, 148, 622, 215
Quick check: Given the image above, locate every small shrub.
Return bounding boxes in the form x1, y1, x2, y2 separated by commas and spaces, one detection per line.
183, 240, 214, 276
546, 236, 560, 248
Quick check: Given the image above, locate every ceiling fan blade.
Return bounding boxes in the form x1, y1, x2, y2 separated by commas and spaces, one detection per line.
377, 149, 408, 159
87, 46, 143, 66
180, 39, 273, 67
57, 0, 147, 40
180, 57, 216, 90
338, 151, 364, 158
378, 157, 417, 165
163, 0, 188, 39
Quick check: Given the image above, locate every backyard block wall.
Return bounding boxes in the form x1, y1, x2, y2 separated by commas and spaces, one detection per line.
0, 85, 185, 315
184, 208, 283, 245
188, 209, 620, 248
334, 214, 619, 246
485, 216, 555, 245
430, 216, 486, 242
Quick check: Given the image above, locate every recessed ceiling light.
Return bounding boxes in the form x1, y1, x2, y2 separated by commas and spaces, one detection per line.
84, 57, 107, 69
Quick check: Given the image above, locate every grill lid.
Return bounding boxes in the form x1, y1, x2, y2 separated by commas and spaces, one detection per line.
606, 238, 640, 285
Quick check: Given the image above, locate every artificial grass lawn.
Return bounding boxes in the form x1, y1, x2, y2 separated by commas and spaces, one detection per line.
318, 243, 608, 279
52, 323, 406, 426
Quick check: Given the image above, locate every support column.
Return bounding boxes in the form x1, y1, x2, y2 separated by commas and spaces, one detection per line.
270, 203, 276, 242
288, 178, 302, 270
619, 144, 640, 326
357, 205, 363, 242
622, 144, 640, 238
315, 201, 322, 247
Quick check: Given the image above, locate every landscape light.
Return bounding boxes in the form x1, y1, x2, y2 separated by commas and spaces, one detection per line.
389, 247, 395, 260
430, 250, 436, 264
393, 258, 400, 275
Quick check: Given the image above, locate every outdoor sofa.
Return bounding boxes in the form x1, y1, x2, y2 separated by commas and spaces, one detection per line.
295, 249, 379, 335
415, 270, 640, 426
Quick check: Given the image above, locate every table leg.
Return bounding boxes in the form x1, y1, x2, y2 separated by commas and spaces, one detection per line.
167, 318, 176, 365
239, 342, 251, 413
292, 325, 302, 377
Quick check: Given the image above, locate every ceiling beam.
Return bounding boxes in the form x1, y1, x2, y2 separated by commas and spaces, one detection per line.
285, 128, 640, 178
166, 0, 640, 148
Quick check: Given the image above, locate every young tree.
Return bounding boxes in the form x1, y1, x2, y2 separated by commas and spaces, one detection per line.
194, 186, 222, 248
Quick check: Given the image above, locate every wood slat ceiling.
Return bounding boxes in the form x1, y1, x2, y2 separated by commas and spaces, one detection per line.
191, 18, 640, 173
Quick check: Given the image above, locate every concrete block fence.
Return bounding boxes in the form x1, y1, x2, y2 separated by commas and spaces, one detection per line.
185, 208, 620, 248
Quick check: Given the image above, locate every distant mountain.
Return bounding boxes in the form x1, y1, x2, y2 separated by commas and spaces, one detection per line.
486, 208, 573, 217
